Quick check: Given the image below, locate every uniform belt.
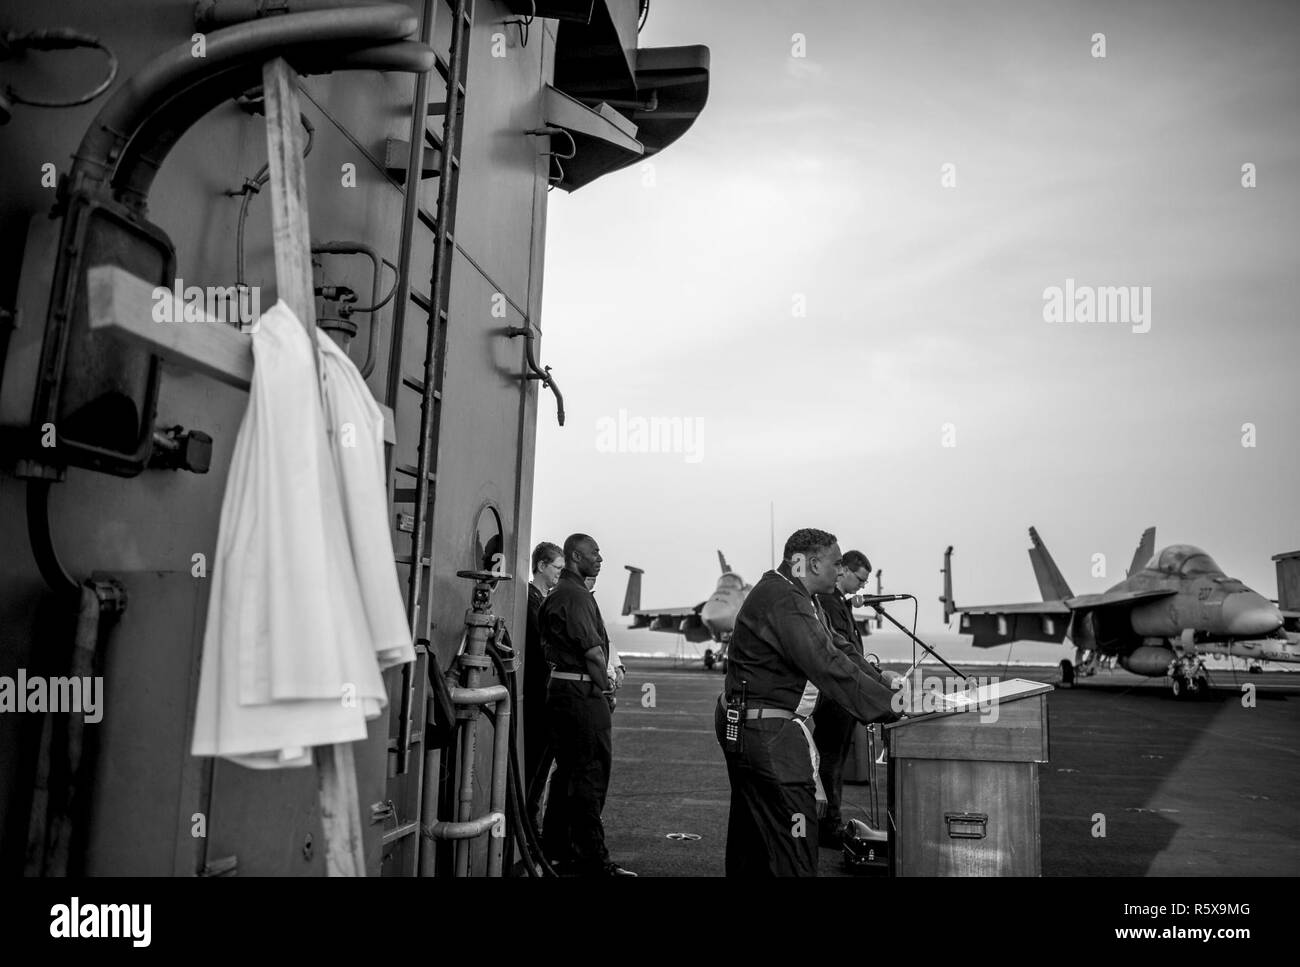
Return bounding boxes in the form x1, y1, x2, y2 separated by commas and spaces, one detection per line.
744, 707, 802, 721
550, 671, 592, 682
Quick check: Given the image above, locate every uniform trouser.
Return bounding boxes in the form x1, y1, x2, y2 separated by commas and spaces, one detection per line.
542, 681, 612, 871
714, 699, 819, 877
812, 696, 857, 828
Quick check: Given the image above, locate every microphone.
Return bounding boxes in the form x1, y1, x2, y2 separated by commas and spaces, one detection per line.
850, 593, 911, 606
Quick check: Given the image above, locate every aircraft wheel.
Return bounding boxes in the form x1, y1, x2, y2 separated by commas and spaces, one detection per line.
1188, 676, 1207, 699
703, 649, 715, 670
1059, 659, 1075, 688
1170, 675, 1187, 700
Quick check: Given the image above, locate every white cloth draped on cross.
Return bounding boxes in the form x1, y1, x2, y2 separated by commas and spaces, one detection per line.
192, 300, 413, 768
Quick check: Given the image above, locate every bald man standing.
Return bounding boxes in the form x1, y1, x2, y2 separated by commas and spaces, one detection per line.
539, 533, 635, 877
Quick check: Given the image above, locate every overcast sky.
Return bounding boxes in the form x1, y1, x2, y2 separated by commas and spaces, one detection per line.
531, 0, 1300, 630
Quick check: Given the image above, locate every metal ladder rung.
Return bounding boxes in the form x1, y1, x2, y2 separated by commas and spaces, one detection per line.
433, 54, 467, 97
402, 374, 441, 399
395, 463, 436, 483
395, 554, 432, 567
423, 127, 460, 169
409, 288, 448, 324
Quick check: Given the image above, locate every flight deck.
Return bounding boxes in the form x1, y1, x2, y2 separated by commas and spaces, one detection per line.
600, 658, 1300, 877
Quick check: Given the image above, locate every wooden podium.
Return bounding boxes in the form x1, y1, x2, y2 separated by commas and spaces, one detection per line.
883, 678, 1052, 876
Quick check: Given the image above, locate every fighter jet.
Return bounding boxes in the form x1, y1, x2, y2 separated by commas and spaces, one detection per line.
621, 551, 749, 670
940, 527, 1292, 698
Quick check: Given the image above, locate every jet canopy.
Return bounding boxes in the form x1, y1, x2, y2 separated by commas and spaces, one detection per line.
1145, 545, 1224, 576
716, 573, 745, 590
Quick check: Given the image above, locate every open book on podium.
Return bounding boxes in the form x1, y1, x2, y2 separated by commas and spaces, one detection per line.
882, 677, 1053, 876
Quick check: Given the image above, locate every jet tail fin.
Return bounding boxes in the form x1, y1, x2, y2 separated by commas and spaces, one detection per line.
1127, 526, 1156, 577
622, 565, 644, 616
718, 550, 731, 574
1028, 527, 1073, 600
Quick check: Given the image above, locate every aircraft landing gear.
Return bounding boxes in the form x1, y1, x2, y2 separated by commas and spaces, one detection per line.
1169, 655, 1208, 700
703, 636, 731, 672
1059, 659, 1075, 687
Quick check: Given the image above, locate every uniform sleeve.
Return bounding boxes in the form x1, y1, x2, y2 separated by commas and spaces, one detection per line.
776, 596, 896, 723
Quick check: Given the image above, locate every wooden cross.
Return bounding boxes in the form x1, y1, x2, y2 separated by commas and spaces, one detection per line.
261, 56, 366, 878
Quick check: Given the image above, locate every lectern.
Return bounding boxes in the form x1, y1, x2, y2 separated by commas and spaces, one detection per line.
883, 678, 1052, 876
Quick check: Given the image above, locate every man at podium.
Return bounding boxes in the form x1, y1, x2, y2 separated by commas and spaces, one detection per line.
714, 528, 898, 876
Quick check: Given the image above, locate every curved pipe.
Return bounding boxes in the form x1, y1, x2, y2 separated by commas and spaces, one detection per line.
313, 241, 389, 378
113, 41, 435, 210
425, 812, 503, 841
194, 0, 389, 30
67, 6, 418, 195
505, 326, 565, 426
26, 480, 79, 595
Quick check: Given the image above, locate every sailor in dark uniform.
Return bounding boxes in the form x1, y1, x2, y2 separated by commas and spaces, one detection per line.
539, 533, 635, 876
524, 541, 563, 832
812, 548, 874, 846
715, 528, 899, 877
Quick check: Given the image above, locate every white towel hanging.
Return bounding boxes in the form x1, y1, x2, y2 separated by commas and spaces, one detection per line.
192, 301, 412, 769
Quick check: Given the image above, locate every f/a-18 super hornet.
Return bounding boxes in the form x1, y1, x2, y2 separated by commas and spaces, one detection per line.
622, 551, 749, 670
940, 527, 1296, 698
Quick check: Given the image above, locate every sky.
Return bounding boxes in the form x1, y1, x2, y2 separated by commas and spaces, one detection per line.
531, 0, 1300, 633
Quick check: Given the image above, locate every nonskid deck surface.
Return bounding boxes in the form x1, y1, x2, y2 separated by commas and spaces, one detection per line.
599, 658, 1300, 877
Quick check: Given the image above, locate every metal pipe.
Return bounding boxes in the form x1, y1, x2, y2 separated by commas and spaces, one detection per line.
66, 6, 418, 196
453, 706, 478, 877
418, 731, 440, 875
449, 684, 508, 705
195, 0, 396, 30
427, 812, 502, 840
312, 241, 384, 376
486, 689, 510, 876
113, 41, 436, 210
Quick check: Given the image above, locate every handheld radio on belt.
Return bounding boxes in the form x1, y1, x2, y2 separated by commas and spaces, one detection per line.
724, 681, 746, 753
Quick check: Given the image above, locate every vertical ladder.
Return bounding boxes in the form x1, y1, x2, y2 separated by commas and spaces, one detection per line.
381, 0, 475, 876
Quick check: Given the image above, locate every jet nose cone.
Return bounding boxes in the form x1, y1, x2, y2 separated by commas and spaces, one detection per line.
700, 598, 733, 633
1222, 592, 1284, 636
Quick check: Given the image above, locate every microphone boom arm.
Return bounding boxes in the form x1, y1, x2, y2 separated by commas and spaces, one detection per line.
869, 597, 967, 682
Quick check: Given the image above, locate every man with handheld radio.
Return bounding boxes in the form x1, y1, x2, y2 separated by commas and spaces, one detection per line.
714, 528, 899, 876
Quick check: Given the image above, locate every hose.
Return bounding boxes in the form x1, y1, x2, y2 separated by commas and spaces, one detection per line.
234, 113, 316, 285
